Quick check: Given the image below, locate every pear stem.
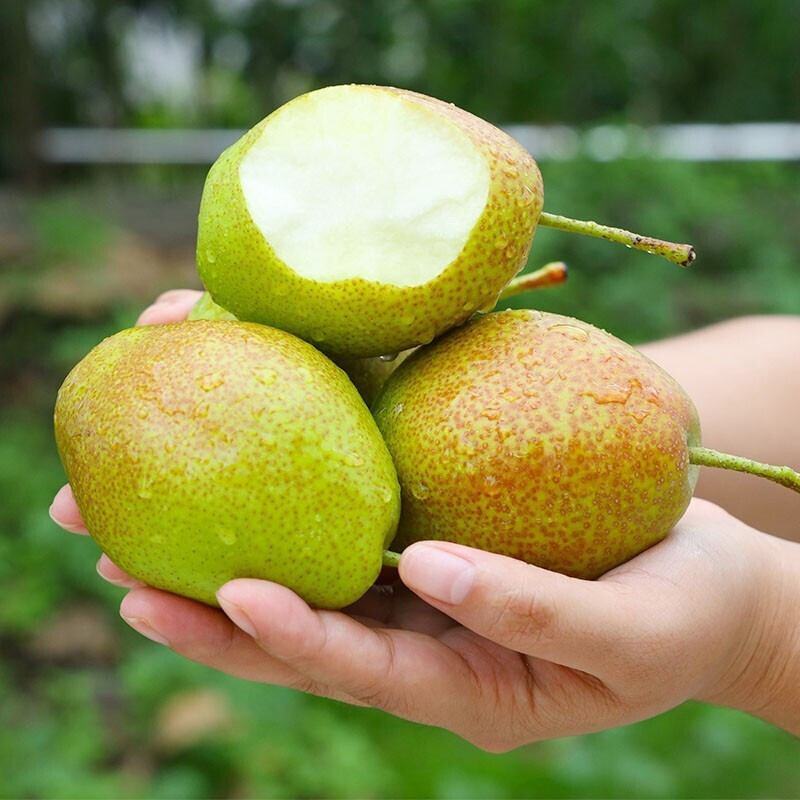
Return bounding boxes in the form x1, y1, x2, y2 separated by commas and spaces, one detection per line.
539, 212, 696, 268
688, 447, 800, 493
382, 550, 401, 568
499, 262, 568, 301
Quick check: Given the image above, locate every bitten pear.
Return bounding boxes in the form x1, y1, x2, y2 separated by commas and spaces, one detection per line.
54, 320, 400, 608
197, 84, 693, 359
197, 84, 544, 358
373, 310, 800, 578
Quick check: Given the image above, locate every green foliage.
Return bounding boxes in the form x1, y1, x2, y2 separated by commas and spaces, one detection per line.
27, 193, 114, 263
1, 156, 800, 797
13, 0, 800, 138
511, 159, 800, 343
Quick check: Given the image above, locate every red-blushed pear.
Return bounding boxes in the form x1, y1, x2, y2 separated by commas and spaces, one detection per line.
373, 311, 800, 576
196, 84, 693, 359
54, 321, 400, 609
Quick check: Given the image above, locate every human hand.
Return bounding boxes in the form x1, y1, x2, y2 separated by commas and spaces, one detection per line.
50, 290, 800, 747
51, 495, 800, 747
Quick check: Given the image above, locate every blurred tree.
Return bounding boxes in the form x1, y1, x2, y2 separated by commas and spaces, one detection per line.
3, 0, 798, 178
1, 1, 44, 186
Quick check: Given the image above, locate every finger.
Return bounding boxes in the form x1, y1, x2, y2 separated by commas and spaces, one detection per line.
118, 586, 359, 703
136, 290, 203, 326
398, 542, 642, 678
96, 554, 142, 589
216, 579, 482, 726
49, 484, 88, 535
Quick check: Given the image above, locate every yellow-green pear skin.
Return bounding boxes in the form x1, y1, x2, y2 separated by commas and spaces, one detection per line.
197, 85, 543, 358
189, 291, 413, 408
373, 311, 702, 579
54, 321, 400, 608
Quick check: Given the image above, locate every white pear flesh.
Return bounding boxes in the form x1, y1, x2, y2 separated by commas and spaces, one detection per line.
240, 86, 490, 287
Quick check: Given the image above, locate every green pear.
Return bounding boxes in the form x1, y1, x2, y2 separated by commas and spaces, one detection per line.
197, 84, 693, 360
54, 320, 400, 608
373, 310, 800, 578
197, 84, 543, 358
332, 350, 415, 408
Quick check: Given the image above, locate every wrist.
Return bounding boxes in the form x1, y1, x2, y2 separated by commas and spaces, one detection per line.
700, 531, 800, 734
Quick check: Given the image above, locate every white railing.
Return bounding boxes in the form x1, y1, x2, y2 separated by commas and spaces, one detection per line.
37, 123, 800, 164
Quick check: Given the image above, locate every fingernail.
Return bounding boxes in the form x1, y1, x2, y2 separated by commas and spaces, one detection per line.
121, 614, 170, 647
96, 559, 138, 588
216, 591, 257, 638
61, 524, 88, 535
401, 545, 474, 604
49, 505, 88, 535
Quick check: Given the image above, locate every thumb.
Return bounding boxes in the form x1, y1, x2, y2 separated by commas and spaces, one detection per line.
398, 541, 637, 677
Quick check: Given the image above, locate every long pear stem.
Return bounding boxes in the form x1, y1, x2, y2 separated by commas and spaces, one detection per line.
689, 447, 800, 493
539, 212, 696, 268
382, 550, 401, 568
499, 262, 568, 301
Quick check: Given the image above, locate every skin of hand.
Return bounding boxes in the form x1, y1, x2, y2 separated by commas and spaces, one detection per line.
49, 292, 800, 748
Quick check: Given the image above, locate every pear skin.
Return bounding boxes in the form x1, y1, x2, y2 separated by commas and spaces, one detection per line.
330, 351, 414, 408
373, 310, 701, 579
55, 321, 400, 608
189, 291, 414, 407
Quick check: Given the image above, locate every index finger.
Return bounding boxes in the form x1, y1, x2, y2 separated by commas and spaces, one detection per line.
49, 484, 88, 535
136, 289, 203, 326
216, 578, 483, 729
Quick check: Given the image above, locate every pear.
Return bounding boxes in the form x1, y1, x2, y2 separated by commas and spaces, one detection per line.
197, 84, 693, 359
332, 350, 415, 408
334, 261, 572, 404
54, 320, 400, 608
373, 310, 800, 578
197, 84, 543, 358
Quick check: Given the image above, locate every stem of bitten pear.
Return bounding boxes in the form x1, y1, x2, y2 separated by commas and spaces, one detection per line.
539, 212, 696, 267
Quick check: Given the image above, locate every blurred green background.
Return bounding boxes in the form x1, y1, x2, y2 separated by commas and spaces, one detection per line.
1, 1, 799, 797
